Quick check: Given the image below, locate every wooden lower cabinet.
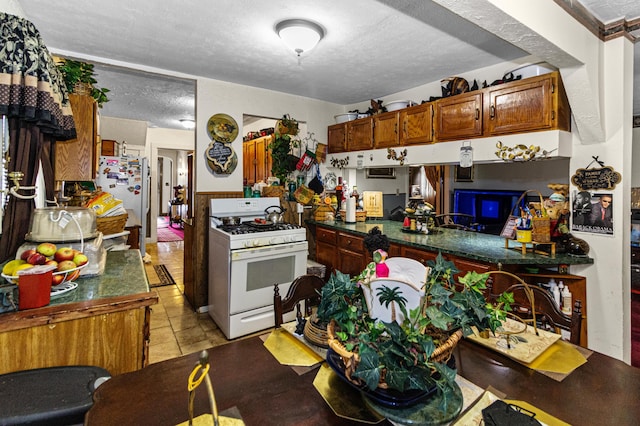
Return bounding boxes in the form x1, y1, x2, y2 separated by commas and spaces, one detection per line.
0, 306, 151, 376
337, 232, 367, 277
401, 246, 437, 266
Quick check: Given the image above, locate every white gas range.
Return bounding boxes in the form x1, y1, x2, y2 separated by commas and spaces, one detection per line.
208, 197, 308, 339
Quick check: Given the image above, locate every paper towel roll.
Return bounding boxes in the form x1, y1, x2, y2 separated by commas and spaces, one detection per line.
345, 197, 356, 223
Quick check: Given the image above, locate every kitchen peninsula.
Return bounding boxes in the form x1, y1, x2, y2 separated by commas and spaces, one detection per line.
0, 250, 157, 376
308, 219, 593, 346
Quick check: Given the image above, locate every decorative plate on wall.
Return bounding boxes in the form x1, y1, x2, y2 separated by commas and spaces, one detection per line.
205, 141, 238, 174
324, 172, 337, 191
207, 113, 238, 143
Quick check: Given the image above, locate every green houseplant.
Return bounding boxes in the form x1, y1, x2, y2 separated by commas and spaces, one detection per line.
269, 133, 299, 185
318, 252, 512, 399
56, 59, 110, 108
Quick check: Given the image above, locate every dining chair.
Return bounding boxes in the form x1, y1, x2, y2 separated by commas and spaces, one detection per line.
434, 213, 478, 231
273, 274, 325, 327
503, 283, 582, 345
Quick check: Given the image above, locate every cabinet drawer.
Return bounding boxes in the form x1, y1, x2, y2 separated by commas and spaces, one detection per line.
338, 232, 364, 253
316, 227, 337, 244
401, 247, 437, 266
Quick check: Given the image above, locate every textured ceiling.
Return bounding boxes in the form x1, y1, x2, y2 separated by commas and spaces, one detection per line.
14, 0, 640, 130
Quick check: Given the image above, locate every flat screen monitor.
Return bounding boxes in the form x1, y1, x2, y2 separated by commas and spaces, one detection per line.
453, 189, 523, 234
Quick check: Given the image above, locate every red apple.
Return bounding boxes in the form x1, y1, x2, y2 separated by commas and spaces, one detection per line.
51, 274, 64, 286
66, 270, 81, 282
26, 252, 47, 265
54, 247, 75, 262
45, 259, 58, 268
57, 260, 77, 272
72, 253, 88, 267
20, 249, 37, 261
36, 242, 57, 257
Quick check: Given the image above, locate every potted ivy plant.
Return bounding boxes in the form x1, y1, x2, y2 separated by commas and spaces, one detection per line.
276, 114, 299, 136
56, 59, 110, 108
268, 133, 299, 185
319, 252, 513, 405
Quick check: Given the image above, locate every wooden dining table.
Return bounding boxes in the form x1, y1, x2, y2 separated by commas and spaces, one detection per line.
85, 335, 640, 425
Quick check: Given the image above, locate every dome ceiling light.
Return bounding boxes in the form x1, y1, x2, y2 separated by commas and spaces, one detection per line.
179, 119, 195, 130
276, 19, 324, 57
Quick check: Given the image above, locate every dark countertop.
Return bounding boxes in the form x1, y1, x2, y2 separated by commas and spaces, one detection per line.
0, 250, 156, 333
48, 249, 150, 306
307, 219, 594, 266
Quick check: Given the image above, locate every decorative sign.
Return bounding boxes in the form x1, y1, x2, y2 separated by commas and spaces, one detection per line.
571, 166, 621, 191
205, 141, 237, 174
500, 216, 518, 239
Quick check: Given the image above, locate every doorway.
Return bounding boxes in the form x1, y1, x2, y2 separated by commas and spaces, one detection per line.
157, 155, 173, 217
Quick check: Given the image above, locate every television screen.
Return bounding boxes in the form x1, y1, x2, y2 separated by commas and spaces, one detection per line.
480, 199, 500, 219
632, 222, 640, 247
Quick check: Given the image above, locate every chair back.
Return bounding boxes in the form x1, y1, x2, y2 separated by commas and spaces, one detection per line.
363, 278, 424, 324
434, 213, 478, 231
505, 283, 582, 345
273, 274, 325, 327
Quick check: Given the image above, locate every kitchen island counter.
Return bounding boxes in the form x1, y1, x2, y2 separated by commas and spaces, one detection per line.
307, 219, 593, 266
0, 250, 157, 375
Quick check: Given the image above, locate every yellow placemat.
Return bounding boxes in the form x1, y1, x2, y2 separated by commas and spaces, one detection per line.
176, 414, 244, 426
263, 328, 324, 367
525, 339, 587, 375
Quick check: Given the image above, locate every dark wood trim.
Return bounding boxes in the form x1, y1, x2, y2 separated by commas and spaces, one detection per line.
553, 0, 639, 42
183, 191, 243, 310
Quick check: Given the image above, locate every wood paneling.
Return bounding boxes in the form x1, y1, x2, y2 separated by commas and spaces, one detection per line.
55, 94, 98, 181
0, 308, 149, 376
184, 191, 243, 310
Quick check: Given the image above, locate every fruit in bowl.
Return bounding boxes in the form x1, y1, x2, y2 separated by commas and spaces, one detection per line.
2, 243, 89, 286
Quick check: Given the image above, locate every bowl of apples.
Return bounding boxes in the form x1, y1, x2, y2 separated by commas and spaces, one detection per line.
1, 242, 89, 291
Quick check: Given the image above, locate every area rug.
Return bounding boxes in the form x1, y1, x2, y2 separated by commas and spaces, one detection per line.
157, 226, 183, 242
147, 264, 176, 288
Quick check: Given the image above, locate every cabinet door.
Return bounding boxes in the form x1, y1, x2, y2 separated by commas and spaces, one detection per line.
243, 140, 257, 185
400, 103, 433, 145
255, 136, 270, 183
486, 74, 558, 135
328, 123, 346, 153
316, 241, 336, 278
338, 249, 367, 277
347, 118, 373, 151
434, 92, 483, 141
373, 111, 399, 148
55, 94, 97, 181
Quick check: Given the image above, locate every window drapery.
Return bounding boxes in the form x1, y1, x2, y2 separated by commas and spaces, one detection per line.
0, 13, 76, 261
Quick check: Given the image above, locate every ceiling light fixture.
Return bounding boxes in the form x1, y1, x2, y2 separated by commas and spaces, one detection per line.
276, 19, 324, 57
179, 119, 195, 130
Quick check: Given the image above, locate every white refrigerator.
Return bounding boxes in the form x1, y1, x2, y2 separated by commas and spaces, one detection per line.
95, 155, 150, 255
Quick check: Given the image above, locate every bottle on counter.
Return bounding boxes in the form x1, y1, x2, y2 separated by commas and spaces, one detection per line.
335, 177, 343, 211
562, 285, 573, 314
558, 281, 565, 310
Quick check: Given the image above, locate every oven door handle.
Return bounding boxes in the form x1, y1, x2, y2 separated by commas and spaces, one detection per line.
231, 242, 308, 260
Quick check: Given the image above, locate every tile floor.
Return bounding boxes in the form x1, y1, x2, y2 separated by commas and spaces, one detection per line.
145, 237, 268, 365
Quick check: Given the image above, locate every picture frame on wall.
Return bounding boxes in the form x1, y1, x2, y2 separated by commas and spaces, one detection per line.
454, 165, 474, 182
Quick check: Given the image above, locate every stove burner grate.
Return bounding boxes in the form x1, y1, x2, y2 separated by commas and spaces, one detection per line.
219, 222, 302, 235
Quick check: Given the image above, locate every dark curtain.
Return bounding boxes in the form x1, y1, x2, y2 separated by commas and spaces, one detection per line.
0, 13, 75, 262
423, 165, 441, 212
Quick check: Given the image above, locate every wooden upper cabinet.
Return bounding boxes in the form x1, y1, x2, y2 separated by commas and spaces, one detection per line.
55, 94, 98, 181
327, 123, 346, 153
400, 102, 433, 145
486, 71, 570, 136
243, 135, 271, 185
434, 92, 483, 141
373, 111, 400, 148
347, 117, 373, 151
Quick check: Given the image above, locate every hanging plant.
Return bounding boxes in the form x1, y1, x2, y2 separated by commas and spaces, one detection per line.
276, 114, 299, 136
269, 134, 300, 185
56, 59, 110, 108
